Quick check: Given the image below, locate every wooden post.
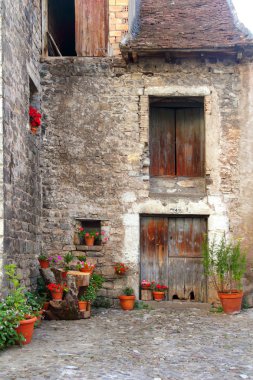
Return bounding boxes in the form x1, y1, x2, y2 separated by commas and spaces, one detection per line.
41, 0, 48, 58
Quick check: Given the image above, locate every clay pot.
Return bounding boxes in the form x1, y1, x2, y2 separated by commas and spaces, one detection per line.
78, 301, 88, 312
80, 268, 92, 273
62, 271, 68, 279
51, 290, 63, 301
15, 316, 37, 345
43, 301, 50, 310
85, 236, 95, 246
118, 295, 135, 310
218, 291, 243, 314
39, 259, 49, 269
153, 291, 165, 301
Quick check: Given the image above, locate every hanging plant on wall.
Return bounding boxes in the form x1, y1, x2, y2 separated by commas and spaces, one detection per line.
29, 106, 41, 134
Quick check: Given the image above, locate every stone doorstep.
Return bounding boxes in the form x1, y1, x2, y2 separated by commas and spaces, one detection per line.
143, 300, 211, 311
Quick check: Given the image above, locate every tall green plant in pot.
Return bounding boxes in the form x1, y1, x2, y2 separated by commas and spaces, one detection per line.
202, 235, 246, 314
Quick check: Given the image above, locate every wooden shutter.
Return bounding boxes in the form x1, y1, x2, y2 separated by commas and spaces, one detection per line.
75, 0, 108, 57
140, 217, 168, 285
150, 108, 176, 176
176, 108, 205, 177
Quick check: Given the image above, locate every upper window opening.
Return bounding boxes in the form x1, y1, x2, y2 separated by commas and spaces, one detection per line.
149, 97, 205, 178
45, 0, 109, 57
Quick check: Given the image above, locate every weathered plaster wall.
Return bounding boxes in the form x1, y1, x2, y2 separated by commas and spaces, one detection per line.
0, 0, 4, 287
2, 0, 42, 287
239, 63, 253, 305
40, 56, 252, 302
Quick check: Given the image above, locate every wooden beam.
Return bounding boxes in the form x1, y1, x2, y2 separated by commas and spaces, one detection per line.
41, 0, 48, 58
47, 31, 62, 56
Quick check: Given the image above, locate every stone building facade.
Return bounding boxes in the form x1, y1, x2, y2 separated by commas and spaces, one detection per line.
1, 0, 253, 305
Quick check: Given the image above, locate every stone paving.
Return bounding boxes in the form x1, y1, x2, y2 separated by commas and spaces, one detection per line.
0, 305, 253, 380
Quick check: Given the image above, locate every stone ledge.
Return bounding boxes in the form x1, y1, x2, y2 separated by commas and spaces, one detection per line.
76, 245, 103, 251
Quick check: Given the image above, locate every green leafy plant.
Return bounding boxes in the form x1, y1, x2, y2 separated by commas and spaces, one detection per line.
0, 264, 34, 349
25, 291, 45, 313
83, 274, 104, 302
77, 255, 86, 262
38, 253, 47, 261
202, 235, 247, 293
93, 296, 111, 308
122, 287, 134, 296
63, 252, 74, 270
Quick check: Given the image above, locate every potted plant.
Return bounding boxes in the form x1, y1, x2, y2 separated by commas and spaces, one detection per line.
202, 235, 247, 314
29, 106, 41, 135
62, 251, 74, 277
79, 262, 95, 273
78, 295, 88, 312
38, 253, 49, 269
46, 283, 68, 301
81, 274, 104, 311
152, 283, 168, 301
114, 262, 129, 275
141, 279, 151, 289
2, 264, 37, 346
78, 227, 101, 246
118, 287, 136, 310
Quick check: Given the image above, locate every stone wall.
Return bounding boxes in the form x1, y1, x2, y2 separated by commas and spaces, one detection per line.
1, 0, 42, 287
40, 56, 253, 304
0, 1, 4, 287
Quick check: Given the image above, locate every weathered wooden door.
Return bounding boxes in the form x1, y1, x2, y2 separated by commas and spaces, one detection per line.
168, 217, 207, 302
75, 0, 109, 56
140, 216, 207, 302
140, 217, 168, 286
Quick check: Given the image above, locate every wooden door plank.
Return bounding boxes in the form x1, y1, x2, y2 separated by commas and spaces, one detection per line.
168, 257, 206, 302
75, 0, 108, 57
176, 108, 204, 177
150, 108, 175, 176
140, 217, 168, 285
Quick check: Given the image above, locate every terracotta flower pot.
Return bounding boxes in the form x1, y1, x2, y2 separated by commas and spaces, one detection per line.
39, 259, 49, 269
43, 301, 50, 310
80, 268, 92, 273
15, 316, 37, 345
218, 291, 243, 314
153, 291, 165, 301
51, 290, 63, 301
118, 295, 135, 310
62, 271, 68, 279
78, 301, 88, 311
85, 236, 95, 246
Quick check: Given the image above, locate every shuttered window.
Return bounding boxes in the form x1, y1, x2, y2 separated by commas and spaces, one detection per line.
150, 101, 205, 177
75, 0, 109, 57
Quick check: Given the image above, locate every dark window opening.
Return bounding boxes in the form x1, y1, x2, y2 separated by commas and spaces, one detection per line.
149, 97, 205, 177
29, 77, 40, 109
172, 294, 179, 300
48, 0, 76, 56
46, 0, 108, 57
77, 219, 102, 246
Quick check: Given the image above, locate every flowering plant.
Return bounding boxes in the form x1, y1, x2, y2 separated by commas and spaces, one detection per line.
46, 283, 68, 293
114, 263, 129, 275
80, 262, 95, 272
78, 227, 101, 238
48, 255, 63, 267
141, 280, 151, 289
29, 106, 41, 134
154, 284, 168, 292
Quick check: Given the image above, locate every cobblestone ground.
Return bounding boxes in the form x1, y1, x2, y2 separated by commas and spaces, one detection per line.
0, 306, 253, 380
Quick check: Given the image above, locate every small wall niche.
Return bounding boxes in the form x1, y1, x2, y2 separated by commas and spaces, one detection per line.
74, 218, 110, 249
29, 77, 40, 109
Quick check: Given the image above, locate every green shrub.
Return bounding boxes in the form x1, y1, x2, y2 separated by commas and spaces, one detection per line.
123, 287, 134, 296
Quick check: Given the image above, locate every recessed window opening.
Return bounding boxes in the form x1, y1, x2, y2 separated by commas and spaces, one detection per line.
48, 0, 76, 56
78, 220, 102, 246
29, 78, 40, 109
45, 0, 109, 57
149, 96, 205, 178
